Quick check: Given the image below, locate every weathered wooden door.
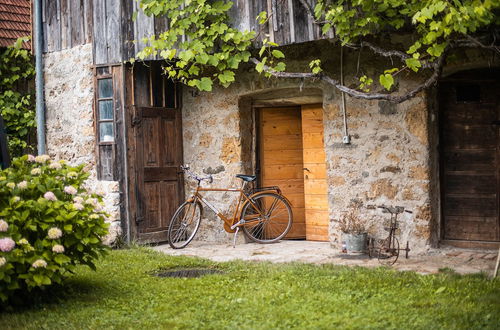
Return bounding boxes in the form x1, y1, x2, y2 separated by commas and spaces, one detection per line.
440, 70, 500, 243
259, 107, 306, 238
301, 104, 329, 241
134, 106, 184, 242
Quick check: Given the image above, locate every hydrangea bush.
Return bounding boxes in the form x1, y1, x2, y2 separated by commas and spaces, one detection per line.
0, 155, 109, 302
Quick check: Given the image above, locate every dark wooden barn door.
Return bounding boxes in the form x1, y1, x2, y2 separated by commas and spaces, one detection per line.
440, 70, 500, 243
135, 106, 184, 242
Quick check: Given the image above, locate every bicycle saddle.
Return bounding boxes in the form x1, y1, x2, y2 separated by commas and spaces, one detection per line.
236, 174, 256, 182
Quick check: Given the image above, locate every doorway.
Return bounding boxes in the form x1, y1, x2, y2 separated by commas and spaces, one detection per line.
439, 69, 500, 244
257, 104, 329, 241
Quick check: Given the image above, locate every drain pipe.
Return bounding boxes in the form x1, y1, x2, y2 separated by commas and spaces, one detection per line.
34, 0, 46, 155
340, 46, 350, 144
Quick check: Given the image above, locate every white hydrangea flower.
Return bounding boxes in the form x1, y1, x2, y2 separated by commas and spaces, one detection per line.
6, 182, 15, 189
47, 227, 62, 239
0, 257, 6, 267
49, 162, 62, 170
35, 155, 50, 163
52, 244, 65, 253
17, 181, 28, 189
12, 196, 20, 203
32, 259, 47, 268
0, 219, 8, 232
31, 168, 42, 175
73, 196, 84, 204
18, 238, 29, 245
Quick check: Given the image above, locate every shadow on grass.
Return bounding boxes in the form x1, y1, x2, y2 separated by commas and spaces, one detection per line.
1, 277, 112, 312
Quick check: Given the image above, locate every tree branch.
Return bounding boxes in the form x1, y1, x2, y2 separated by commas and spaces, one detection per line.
360, 41, 432, 69
250, 54, 446, 104
296, 0, 328, 25
456, 35, 500, 55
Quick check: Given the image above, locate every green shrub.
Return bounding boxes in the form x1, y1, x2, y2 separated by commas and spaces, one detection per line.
0, 155, 109, 302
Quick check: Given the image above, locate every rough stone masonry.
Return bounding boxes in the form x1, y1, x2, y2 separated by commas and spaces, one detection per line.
43, 43, 121, 245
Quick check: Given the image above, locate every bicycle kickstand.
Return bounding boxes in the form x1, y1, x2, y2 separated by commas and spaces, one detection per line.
233, 227, 240, 248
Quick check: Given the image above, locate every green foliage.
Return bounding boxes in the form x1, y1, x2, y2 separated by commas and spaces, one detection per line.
136, 0, 256, 92
0, 37, 36, 157
0, 155, 109, 303
137, 0, 500, 95
316, 0, 500, 90
0, 248, 498, 327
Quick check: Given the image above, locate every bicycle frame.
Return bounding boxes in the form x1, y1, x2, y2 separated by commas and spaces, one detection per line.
186, 180, 266, 231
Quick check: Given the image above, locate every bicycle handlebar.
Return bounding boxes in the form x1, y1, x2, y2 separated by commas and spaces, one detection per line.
377, 205, 412, 214
180, 165, 213, 183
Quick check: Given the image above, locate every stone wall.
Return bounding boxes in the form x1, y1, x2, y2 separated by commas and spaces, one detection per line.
181, 41, 441, 253
43, 43, 121, 245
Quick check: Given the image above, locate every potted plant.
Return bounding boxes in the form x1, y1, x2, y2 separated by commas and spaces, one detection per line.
336, 201, 371, 253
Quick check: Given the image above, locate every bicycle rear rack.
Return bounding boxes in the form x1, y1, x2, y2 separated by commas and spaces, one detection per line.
250, 186, 282, 195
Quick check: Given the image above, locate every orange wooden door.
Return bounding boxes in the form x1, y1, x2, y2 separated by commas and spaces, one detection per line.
259, 107, 306, 239
301, 104, 329, 241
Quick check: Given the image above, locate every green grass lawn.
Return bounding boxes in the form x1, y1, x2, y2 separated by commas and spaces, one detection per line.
1, 248, 499, 329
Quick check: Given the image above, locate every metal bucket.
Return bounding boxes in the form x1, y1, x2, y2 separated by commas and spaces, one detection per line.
343, 233, 367, 253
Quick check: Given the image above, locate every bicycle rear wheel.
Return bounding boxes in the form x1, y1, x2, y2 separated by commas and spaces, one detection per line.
241, 193, 293, 243
168, 201, 202, 249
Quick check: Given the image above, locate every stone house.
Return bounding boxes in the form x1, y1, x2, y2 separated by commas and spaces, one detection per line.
37, 1, 499, 252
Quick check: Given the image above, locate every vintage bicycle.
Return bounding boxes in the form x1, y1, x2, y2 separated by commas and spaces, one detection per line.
368, 205, 412, 265
167, 165, 293, 249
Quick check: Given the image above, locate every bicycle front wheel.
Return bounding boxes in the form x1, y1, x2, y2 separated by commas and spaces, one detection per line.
168, 201, 202, 249
241, 193, 293, 243
377, 236, 399, 266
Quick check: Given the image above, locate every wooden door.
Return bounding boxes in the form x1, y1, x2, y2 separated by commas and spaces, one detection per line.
440, 71, 500, 242
301, 104, 329, 241
135, 106, 184, 242
259, 107, 306, 239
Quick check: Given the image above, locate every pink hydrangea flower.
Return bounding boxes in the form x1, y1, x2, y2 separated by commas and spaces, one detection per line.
17, 181, 28, 189
64, 186, 78, 195
0, 237, 15, 252
32, 259, 47, 268
52, 244, 65, 253
0, 219, 8, 232
73, 203, 84, 211
43, 191, 57, 201
47, 227, 62, 240
27, 154, 36, 162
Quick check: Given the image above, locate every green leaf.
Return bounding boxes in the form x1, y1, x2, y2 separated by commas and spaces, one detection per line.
271, 50, 285, 59
405, 58, 421, 72
379, 74, 394, 91
435, 286, 446, 294
198, 77, 213, 92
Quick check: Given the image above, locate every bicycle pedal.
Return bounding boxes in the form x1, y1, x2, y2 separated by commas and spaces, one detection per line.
232, 227, 240, 248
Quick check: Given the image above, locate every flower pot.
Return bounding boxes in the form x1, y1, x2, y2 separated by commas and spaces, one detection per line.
343, 233, 367, 253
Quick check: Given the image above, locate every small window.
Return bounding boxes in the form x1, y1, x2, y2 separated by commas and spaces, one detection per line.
96, 78, 114, 143
94, 66, 117, 181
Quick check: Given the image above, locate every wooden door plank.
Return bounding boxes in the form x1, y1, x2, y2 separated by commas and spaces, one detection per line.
302, 104, 329, 241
